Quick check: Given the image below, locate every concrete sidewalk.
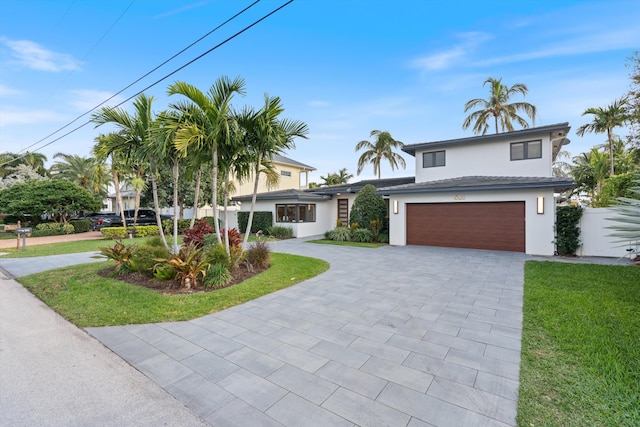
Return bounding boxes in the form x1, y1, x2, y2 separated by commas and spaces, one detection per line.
0, 267, 208, 426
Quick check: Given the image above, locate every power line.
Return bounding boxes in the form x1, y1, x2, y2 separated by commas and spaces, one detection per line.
12, 0, 264, 158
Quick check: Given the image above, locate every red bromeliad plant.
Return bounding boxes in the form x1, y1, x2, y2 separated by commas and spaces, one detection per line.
183, 219, 213, 247
222, 228, 242, 247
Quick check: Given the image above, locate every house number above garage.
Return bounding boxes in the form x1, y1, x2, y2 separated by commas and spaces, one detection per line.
454, 195, 465, 200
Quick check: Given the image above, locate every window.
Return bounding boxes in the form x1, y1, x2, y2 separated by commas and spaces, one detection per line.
511, 140, 542, 160
276, 204, 316, 222
280, 170, 292, 177
423, 150, 445, 168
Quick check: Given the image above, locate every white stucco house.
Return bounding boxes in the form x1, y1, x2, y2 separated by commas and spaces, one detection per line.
233, 123, 575, 256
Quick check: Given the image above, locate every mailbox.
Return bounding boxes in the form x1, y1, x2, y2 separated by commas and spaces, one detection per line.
15, 227, 32, 251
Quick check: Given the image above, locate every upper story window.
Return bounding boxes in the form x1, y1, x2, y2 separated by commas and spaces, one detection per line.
511, 140, 541, 160
280, 170, 292, 177
423, 150, 445, 168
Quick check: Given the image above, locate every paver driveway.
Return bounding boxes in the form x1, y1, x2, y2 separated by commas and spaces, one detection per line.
88, 239, 526, 426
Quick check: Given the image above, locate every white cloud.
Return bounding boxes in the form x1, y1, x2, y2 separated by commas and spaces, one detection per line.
0, 108, 66, 127
67, 89, 125, 112
2, 38, 80, 72
411, 32, 492, 71
0, 84, 21, 96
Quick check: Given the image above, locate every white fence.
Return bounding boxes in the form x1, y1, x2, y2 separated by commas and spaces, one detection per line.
578, 207, 638, 258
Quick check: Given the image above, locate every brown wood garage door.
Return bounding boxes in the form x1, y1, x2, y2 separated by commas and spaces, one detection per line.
406, 202, 525, 252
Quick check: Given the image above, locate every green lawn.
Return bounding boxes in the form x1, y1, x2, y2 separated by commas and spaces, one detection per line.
19, 253, 328, 327
306, 239, 387, 248
518, 261, 640, 427
0, 237, 149, 258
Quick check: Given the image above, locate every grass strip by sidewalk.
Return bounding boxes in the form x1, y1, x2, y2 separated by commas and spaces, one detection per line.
0, 237, 147, 258
19, 253, 328, 327
518, 261, 639, 427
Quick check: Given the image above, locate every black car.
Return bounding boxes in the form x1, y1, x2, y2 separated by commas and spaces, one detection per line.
108, 209, 172, 227
81, 212, 122, 231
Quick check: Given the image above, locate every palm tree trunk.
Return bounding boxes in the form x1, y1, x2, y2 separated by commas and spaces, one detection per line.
189, 168, 202, 228
212, 149, 222, 244
494, 115, 499, 134
111, 161, 127, 232
150, 157, 169, 250
223, 173, 230, 253
133, 190, 141, 226
172, 158, 180, 254
607, 128, 615, 175
243, 155, 261, 246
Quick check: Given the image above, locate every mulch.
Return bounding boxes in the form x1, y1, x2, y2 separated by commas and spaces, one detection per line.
98, 263, 268, 295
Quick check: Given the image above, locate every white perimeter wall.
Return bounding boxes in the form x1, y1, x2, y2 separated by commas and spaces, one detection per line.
578, 207, 638, 257
388, 188, 557, 256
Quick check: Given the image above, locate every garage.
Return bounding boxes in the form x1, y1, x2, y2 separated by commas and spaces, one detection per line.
406, 201, 525, 252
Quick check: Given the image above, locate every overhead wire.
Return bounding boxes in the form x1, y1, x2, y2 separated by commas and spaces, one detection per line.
9, 0, 268, 161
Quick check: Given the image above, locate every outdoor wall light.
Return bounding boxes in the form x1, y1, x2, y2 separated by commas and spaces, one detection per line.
393, 199, 399, 214
537, 196, 544, 214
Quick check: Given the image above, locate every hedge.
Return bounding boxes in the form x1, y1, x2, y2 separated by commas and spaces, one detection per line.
70, 219, 90, 233
34, 223, 75, 235
238, 211, 273, 234
555, 205, 583, 256
101, 225, 160, 239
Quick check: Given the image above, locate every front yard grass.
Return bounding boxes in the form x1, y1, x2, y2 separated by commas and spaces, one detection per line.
19, 253, 329, 327
518, 261, 639, 426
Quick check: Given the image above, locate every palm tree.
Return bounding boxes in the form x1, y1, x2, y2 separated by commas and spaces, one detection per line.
576, 97, 629, 175
462, 77, 538, 135
239, 94, 309, 245
91, 94, 170, 249
49, 153, 107, 194
94, 133, 128, 225
356, 130, 406, 179
167, 76, 246, 245
571, 148, 610, 203
321, 168, 353, 185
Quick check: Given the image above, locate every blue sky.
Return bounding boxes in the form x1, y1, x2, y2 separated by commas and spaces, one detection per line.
1, 0, 638, 182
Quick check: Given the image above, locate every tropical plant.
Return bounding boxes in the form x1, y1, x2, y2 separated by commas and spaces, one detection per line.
167, 76, 247, 247
594, 172, 640, 207
352, 228, 373, 243
0, 151, 48, 178
555, 205, 584, 256
183, 219, 214, 247
576, 97, 629, 175
327, 226, 351, 242
266, 225, 293, 239
320, 168, 353, 185
94, 241, 137, 273
130, 243, 171, 277
355, 130, 406, 179
202, 263, 232, 289
462, 77, 537, 135
245, 240, 271, 269
606, 176, 640, 244
49, 153, 108, 195
165, 243, 210, 289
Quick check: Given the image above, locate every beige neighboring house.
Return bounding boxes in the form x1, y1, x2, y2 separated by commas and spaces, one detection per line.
232, 154, 315, 197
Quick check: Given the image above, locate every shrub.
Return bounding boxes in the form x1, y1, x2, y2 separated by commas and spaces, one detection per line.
238, 211, 273, 234
162, 219, 191, 235
69, 219, 90, 233
267, 226, 293, 239
228, 245, 245, 272
132, 225, 159, 238
245, 240, 271, 269
154, 264, 177, 281
378, 232, 389, 243
555, 205, 584, 256
327, 226, 351, 241
94, 241, 136, 273
183, 219, 214, 247
202, 263, 232, 289
349, 184, 386, 233
221, 228, 242, 247
145, 235, 166, 247
32, 228, 66, 237
130, 244, 171, 277
166, 243, 210, 289
352, 228, 373, 242
101, 227, 127, 239
2, 215, 20, 224
34, 223, 74, 234
369, 220, 383, 242
205, 243, 230, 269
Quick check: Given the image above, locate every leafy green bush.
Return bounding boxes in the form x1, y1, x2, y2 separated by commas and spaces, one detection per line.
555, 205, 584, 256
327, 226, 351, 241
267, 226, 293, 239
145, 235, 166, 247
378, 232, 389, 243
70, 219, 90, 233
101, 227, 127, 239
238, 211, 273, 234
203, 263, 232, 289
162, 219, 191, 235
352, 228, 373, 242
595, 172, 640, 207
132, 225, 159, 238
349, 184, 386, 234
154, 264, 177, 281
245, 241, 271, 269
34, 223, 74, 234
130, 244, 171, 277
2, 215, 20, 224
205, 243, 230, 269
32, 228, 67, 237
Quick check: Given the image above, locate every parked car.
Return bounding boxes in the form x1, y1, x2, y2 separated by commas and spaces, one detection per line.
107, 209, 172, 227
81, 212, 121, 231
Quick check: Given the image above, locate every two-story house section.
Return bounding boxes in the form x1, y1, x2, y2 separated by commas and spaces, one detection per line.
382, 123, 574, 255
232, 154, 316, 197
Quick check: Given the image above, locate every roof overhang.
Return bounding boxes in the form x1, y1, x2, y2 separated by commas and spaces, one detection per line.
380, 176, 575, 195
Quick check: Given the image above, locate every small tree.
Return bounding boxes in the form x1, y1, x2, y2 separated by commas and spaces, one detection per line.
555, 205, 584, 256
349, 184, 386, 238
0, 179, 101, 223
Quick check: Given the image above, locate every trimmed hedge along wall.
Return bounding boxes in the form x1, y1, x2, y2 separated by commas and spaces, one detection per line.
238, 211, 273, 234
555, 205, 584, 256
101, 225, 160, 239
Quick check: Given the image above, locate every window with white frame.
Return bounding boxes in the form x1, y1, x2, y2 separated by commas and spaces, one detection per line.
280, 170, 292, 177
423, 150, 445, 168
511, 140, 542, 160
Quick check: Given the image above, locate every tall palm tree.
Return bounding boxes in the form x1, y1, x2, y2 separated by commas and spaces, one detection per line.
0, 151, 48, 178
91, 94, 170, 249
239, 94, 309, 245
576, 97, 629, 175
94, 133, 128, 225
167, 76, 246, 245
49, 153, 107, 194
356, 130, 406, 179
462, 77, 537, 135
